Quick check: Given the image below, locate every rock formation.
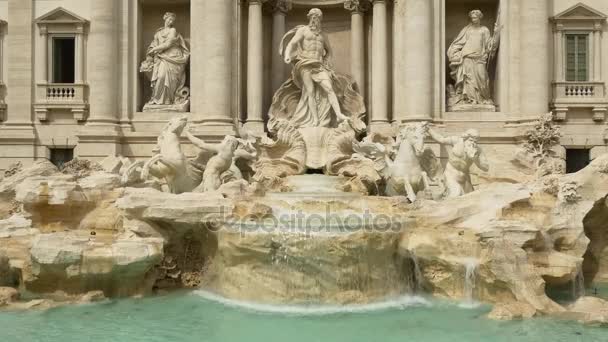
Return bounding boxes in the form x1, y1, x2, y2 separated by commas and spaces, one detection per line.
0, 148, 607, 325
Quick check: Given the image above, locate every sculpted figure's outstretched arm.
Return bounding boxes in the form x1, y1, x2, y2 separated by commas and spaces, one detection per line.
283, 28, 303, 64
429, 129, 457, 146
186, 131, 219, 154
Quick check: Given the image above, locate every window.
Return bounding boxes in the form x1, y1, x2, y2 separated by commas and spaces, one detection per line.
566, 148, 590, 173
50, 148, 74, 169
52, 37, 75, 83
565, 34, 589, 82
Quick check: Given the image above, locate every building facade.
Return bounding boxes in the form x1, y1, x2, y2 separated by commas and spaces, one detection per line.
0, 0, 607, 179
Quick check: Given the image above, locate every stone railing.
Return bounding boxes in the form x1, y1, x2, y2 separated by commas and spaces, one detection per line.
34, 83, 88, 121
552, 81, 608, 121
553, 81, 605, 99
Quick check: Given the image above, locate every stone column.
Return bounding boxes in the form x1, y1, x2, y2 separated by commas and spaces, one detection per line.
245, 0, 265, 132
370, 0, 389, 131
519, 0, 550, 117
344, 1, 369, 98
593, 29, 601, 82
77, 0, 120, 160
191, 0, 236, 135
554, 28, 564, 82
37, 27, 48, 84
393, 0, 433, 123
75, 27, 84, 84
4, 0, 34, 129
271, 0, 291, 93
87, 0, 118, 125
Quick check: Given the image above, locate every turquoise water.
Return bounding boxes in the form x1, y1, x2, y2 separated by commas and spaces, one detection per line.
0, 291, 606, 342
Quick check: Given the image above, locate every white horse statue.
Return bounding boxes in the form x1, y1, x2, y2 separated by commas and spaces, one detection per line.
353, 123, 439, 202
122, 116, 202, 193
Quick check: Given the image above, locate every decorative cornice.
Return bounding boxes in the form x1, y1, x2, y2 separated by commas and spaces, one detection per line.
271, 0, 292, 14
344, 0, 371, 13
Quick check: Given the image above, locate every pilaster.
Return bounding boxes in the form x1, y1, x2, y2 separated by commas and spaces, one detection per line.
370, 0, 390, 133
393, 0, 433, 124
191, 0, 237, 136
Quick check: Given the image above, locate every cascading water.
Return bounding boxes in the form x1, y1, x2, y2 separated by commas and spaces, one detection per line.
572, 263, 585, 300
461, 258, 479, 307
409, 254, 424, 293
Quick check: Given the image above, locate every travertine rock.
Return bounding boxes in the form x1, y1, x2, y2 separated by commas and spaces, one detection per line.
566, 296, 608, 326
0, 160, 58, 196
116, 188, 231, 225
0, 287, 19, 306
28, 232, 163, 296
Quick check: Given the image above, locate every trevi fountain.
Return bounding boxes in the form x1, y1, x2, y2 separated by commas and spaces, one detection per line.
1, 1, 608, 341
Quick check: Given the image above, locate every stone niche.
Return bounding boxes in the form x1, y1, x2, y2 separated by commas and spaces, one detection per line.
445, 0, 500, 113
137, 0, 191, 113
244, 2, 356, 124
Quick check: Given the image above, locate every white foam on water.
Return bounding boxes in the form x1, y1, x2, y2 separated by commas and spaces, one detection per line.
192, 290, 432, 316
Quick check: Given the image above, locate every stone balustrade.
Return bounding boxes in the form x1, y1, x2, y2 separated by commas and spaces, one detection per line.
552, 81, 608, 122
34, 83, 88, 122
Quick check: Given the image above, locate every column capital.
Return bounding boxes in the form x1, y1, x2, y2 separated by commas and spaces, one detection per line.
248, 0, 268, 5
270, 0, 292, 14
344, 0, 370, 13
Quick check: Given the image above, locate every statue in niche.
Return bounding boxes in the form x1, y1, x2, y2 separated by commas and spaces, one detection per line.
428, 128, 489, 198
270, 8, 365, 128
140, 12, 190, 112
447, 9, 500, 112
261, 8, 366, 175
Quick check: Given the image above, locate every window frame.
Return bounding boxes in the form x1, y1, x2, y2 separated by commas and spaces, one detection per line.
564, 31, 591, 82
49, 34, 77, 84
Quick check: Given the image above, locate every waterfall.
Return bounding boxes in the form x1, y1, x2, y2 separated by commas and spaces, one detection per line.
410, 254, 424, 293
462, 258, 479, 306
572, 263, 585, 300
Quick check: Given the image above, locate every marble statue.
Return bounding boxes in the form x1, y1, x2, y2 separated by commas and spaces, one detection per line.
185, 132, 240, 193
124, 116, 202, 194
259, 8, 366, 176
140, 12, 190, 112
447, 10, 500, 112
354, 123, 439, 201
270, 8, 365, 128
428, 128, 489, 198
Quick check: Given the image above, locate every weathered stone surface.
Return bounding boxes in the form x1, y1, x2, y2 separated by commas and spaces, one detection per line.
28, 232, 163, 296
203, 228, 405, 304
116, 188, 231, 225
15, 175, 86, 205
0, 215, 39, 239
0, 287, 19, 306
0, 160, 58, 196
566, 296, 608, 326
